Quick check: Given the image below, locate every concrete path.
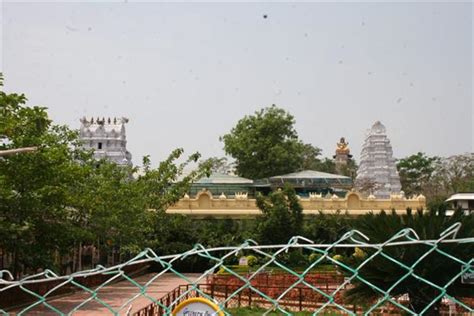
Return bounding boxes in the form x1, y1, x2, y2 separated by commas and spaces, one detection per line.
11, 273, 200, 315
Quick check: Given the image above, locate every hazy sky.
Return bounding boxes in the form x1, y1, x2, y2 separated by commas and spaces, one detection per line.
1, 1, 473, 166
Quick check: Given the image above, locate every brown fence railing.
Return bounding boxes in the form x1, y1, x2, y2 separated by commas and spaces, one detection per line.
133, 281, 351, 316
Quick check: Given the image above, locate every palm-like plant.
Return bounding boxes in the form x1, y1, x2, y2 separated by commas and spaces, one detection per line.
344, 209, 474, 315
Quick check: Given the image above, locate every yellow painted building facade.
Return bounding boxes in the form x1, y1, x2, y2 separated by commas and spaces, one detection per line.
167, 190, 427, 218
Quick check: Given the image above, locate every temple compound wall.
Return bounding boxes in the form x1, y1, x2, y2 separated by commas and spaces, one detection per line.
166, 190, 426, 218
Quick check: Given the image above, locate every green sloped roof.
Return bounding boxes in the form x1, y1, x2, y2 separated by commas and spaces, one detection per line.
195, 172, 253, 184
270, 170, 351, 180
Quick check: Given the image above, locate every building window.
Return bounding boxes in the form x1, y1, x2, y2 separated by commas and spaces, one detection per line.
98, 142, 103, 149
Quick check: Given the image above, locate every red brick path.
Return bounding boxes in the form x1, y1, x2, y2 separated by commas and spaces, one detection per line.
10, 273, 199, 315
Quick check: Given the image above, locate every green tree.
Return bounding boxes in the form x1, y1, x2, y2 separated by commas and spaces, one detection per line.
0, 80, 85, 275
300, 143, 337, 173
256, 185, 303, 244
0, 75, 211, 275
199, 156, 235, 175
434, 154, 474, 195
304, 211, 352, 243
221, 105, 310, 179
346, 210, 474, 315
397, 152, 440, 197
338, 159, 358, 180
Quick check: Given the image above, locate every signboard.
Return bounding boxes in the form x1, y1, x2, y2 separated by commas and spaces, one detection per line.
239, 256, 248, 266
172, 297, 224, 316
461, 264, 474, 284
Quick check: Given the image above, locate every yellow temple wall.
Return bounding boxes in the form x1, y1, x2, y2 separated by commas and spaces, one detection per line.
166, 190, 427, 218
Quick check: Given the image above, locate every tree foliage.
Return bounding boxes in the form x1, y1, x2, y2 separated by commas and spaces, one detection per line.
397, 152, 440, 197
0, 76, 209, 276
199, 156, 235, 175
346, 210, 474, 315
434, 154, 474, 195
256, 185, 303, 244
397, 152, 474, 206
300, 143, 336, 174
222, 105, 321, 179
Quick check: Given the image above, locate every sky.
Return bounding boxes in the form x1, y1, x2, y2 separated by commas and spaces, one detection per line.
1, 1, 473, 167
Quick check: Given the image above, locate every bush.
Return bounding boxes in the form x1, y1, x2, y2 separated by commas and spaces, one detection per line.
352, 247, 367, 260
246, 255, 258, 267
308, 253, 322, 263
332, 254, 344, 264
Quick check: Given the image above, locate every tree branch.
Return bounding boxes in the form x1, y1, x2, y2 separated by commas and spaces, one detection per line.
0, 147, 38, 156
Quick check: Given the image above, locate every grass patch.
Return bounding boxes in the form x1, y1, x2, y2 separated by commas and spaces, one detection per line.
227, 307, 339, 315
217, 264, 336, 275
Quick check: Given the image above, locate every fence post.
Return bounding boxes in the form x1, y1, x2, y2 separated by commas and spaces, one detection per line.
299, 287, 302, 311
248, 286, 252, 307
224, 284, 228, 309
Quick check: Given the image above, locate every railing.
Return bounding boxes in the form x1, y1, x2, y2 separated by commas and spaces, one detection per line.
0, 224, 473, 315
133, 282, 353, 316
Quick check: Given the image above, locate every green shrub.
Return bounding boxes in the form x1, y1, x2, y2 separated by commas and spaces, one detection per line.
308, 253, 322, 263
246, 255, 258, 267
352, 247, 367, 260
332, 254, 344, 263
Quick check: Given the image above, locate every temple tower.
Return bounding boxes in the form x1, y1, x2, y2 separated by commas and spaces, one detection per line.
333, 137, 353, 174
79, 117, 132, 166
355, 121, 401, 198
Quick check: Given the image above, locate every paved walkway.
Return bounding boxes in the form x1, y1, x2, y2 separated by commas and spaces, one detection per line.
12, 273, 200, 315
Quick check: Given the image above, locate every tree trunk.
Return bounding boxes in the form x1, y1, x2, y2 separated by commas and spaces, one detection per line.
78, 242, 83, 271
12, 250, 18, 280
0, 147, 37, 156
409, 290, 441, 316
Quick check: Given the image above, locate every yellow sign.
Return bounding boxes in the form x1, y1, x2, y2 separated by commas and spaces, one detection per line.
172, 297, 224, 316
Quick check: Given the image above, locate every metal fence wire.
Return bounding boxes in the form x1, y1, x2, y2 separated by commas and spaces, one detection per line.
0, 223, 473, 315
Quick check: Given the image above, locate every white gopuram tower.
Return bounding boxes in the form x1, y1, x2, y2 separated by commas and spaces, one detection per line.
79, 117, 132, 166
356, 121, 401, 198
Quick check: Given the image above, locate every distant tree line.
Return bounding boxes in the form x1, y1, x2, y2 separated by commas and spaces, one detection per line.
1, 75, 473, 285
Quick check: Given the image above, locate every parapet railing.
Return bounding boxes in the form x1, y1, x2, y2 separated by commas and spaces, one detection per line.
0, 223, 473, 315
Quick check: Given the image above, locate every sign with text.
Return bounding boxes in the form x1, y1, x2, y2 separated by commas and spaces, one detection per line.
239, 256, 248, 266
461, 264, 474, 285
172, 298, 224, 316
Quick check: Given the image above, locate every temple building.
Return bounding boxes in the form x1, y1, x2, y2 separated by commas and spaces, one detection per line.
79, 117, 132, 166
167, 169, 425, 218
355, 121, 402, 198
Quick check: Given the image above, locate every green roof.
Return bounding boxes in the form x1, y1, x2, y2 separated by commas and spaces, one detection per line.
195, 172, 253, 184
270, 170, 351, 180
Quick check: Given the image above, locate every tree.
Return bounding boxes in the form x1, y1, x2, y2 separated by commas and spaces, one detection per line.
346, 210, 474, 315
300, 143, 337, 173
354, 177, 381, 196
338, 159, 358, 180
397, 152, 440, 197
199, 156, 235, 175
256, 185, 303, 244
0, 75, 210, 276
221, 105, 310, 179
304, 211, 352, 243
434, 154, 474, 195
0, 83, 86, 275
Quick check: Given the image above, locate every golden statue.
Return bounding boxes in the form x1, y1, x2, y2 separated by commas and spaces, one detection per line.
336, 137, 350, 153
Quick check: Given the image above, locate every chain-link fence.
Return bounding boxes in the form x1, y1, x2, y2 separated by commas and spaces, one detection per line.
1, 223, 473, 315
